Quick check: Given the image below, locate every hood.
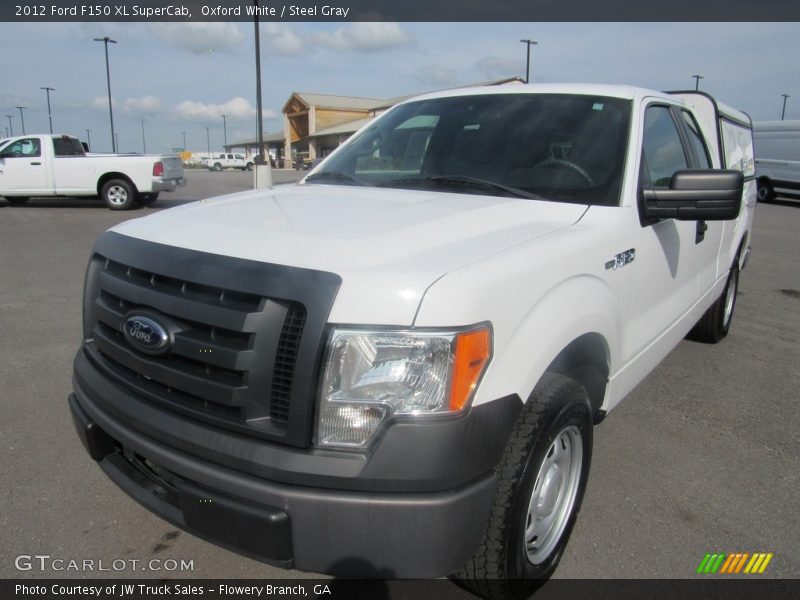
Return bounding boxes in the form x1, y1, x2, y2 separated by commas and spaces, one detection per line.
110, 184, 587, 324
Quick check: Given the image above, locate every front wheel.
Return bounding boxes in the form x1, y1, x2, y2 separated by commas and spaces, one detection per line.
455, 373, 593, 598
245, 162, 254, 171
101, 178, 136, 210
213, 163, 223, 172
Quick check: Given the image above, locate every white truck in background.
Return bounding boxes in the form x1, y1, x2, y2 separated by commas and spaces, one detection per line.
203, 153, 254, 171
70, 85, 755, 594
753, 119, 800, 201
0, 134, 186, 209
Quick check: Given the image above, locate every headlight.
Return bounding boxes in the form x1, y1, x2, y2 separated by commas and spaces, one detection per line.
317, 325, 491, 449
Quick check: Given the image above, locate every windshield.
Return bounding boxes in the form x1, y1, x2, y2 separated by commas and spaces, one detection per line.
311, 93, 631, 206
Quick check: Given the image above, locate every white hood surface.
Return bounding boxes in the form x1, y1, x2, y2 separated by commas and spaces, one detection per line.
111, 184, 587, 324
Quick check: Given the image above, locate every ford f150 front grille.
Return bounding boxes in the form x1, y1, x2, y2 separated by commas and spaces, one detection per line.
82, 232, 340, 448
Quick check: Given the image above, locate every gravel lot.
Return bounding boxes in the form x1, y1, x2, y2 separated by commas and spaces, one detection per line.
0, 173, 797, 588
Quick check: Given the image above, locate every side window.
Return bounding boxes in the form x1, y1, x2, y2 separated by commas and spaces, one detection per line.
680, 111, 712, 168
53, 137, 85, 156
641, 106, 688, 187
227, 154, 234, 160
2, 137, 41, 158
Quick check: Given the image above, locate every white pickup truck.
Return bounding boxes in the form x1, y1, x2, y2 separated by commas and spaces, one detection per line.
203, 152, 254, 171
69, 84, 755, 594
0, 134, 186, 209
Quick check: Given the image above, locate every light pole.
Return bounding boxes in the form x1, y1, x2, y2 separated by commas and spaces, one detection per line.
205, 126, 211, 157
15, 106, 26, 135
692, 74, 704, 91
141, 116, 146, 153
5, 115, 12, 137
115, 132, 120, 153
781, 94, 790, 120
94, 36, 118, 152
221, 114, 227, 148
520, 39, 538, 84
254, 0, 266, 165
86, 129, 91, 151
181, 131, 187, 151
41, 86, 55, 133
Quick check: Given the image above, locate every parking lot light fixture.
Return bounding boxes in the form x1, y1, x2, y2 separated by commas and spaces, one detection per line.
781, 94, 790, 120
94, 36, 118, 152
181, 131, 187, 151
5, 115, 12, 137
86, 129, 91, 151
221, 114, 227, 147
692, 74, 704, 90
15, 106, 26, 135
520, 39, 538, 84
205, 126, 211, 157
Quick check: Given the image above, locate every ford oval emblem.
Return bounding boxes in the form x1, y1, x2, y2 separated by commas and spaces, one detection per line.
122, 313, 171, 355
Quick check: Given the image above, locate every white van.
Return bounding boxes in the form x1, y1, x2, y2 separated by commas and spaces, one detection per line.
753, 119, 800, 201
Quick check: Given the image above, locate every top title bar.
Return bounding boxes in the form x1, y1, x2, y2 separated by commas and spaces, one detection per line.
3, 0, 800, 22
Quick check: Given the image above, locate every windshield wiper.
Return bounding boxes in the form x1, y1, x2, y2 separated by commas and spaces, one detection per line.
304, 171, 374, 187
377, 175, 543, 200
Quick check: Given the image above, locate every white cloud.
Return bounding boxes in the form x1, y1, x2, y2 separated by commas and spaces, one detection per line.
122, 96, 162, 113
172, 97, 277, 122
475, 56, 524, 80
263, 23, 304, 56
312, 22, 413, 53
147, 23, 245, 55
91, 96, 113, 111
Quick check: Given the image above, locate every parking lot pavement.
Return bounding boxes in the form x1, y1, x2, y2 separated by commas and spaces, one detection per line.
0, 184, 797, 585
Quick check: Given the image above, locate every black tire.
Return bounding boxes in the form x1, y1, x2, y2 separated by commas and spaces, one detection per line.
136, 192, 160, 207
101, 178, 136, 210
756, 179, 774, 202
688, 261, 739, 343
5, 196, 30, 205
245, 162, 254, 171
213, 163, 223, 172
455, 373, 593, 599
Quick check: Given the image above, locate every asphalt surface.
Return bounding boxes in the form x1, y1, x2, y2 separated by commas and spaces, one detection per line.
0, 173, 797, 588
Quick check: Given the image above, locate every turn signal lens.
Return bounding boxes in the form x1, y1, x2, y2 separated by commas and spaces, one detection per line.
451, 327, 492, 411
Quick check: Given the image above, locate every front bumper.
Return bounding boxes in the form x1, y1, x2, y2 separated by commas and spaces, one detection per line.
70, 350, 521, 577
152, 176, 187, 192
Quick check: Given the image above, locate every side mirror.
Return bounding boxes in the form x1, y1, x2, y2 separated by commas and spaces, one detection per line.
642, 170, 743, 221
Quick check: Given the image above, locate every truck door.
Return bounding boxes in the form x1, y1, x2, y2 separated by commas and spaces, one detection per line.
0, 137, 49, 194
626, 104, 702, 360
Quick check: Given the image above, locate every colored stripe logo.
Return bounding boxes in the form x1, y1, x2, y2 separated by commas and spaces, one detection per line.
697, 552, 773, 574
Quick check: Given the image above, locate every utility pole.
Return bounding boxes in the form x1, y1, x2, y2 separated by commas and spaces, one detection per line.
94, 36, 118, 152
141, 116, 146, 153
5, 115, 12, 137
15, 106, 26, 135
41, 87, 55, 133
86, 129, 91, 150
520, 39, 538, 84
221, 114, 227, 148
692, 74, 704, 91
781, 94, 790, 120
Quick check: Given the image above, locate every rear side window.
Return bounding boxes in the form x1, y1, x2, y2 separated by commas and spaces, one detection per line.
641, 106, 688, 187
53, 137, 85, 156
680, 111, 712, 168
721, 119, 755, 177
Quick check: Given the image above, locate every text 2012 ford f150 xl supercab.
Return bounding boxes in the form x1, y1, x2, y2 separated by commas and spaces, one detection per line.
0, 134, 185, 209
69, 84, 755, 594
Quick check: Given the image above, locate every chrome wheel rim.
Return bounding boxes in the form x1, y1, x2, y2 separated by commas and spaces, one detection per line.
107, 185, 128, 206
524, 425, 583, 564
723, 270, 737, 328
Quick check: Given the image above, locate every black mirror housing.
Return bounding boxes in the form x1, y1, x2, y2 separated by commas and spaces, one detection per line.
642, 169, 743, 221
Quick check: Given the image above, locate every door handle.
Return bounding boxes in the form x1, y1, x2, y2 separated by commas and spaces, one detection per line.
30, 161, 41, 165
695, 220, 708, 244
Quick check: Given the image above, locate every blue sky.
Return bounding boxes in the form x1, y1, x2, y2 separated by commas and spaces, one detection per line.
2, 22, 799, 154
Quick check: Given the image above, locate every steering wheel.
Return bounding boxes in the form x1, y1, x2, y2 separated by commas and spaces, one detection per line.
532, 158, 594, 186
